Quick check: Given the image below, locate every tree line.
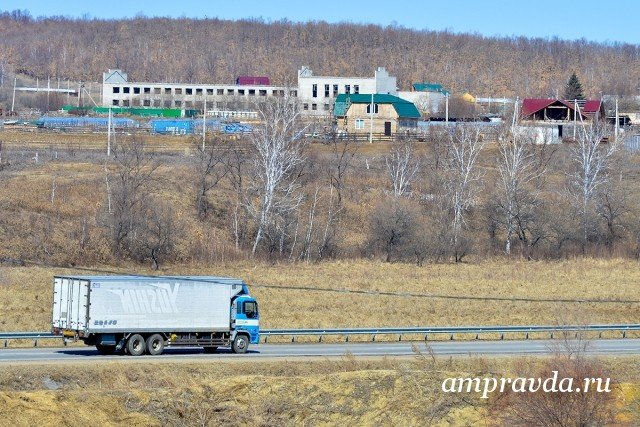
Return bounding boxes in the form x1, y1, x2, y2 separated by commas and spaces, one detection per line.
0, 10, 639, 104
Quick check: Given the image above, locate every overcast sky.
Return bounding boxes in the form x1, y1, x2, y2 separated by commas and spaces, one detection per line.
3, 0, 639, 45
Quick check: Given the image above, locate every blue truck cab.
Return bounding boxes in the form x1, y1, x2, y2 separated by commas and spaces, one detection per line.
232, 290, 260, 345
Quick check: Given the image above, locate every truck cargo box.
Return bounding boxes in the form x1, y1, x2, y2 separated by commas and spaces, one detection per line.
52, 276, 248, 335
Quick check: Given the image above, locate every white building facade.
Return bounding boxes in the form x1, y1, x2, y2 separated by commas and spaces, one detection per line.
296, 66, 397, 115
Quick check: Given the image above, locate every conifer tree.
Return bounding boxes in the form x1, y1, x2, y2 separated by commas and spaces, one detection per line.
563, 72, 585, 100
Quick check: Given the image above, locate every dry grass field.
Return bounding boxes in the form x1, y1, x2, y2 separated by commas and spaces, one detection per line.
0, 356, 639, 426
1, 258, 639, 333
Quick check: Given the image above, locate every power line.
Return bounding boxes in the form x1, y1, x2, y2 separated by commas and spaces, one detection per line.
11, 258, 640, 305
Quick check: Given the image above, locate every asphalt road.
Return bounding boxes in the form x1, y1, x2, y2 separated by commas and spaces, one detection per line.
1, 339, 639, 363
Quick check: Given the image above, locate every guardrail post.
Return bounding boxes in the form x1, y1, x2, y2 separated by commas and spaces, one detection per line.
34, 339, 38, 347
398, 334, 402, 342
598, 332, 602, 339
500, 333, 504, 340
424, 334, 428, 341
525, 333, 529, 340
475, 334, 479, 340
3, 340, 7, 348
345, 335, 349, 342
263, 336, 268, 344
450, 334, 454, 340
550, 332, 554, 339
371, 335, 376, 342
318, 335, 322, 343
623, 331, 627, 338
291, 336, 296, 343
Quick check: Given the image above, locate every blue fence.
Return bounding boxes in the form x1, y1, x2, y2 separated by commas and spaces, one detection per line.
36, 116, 139, 129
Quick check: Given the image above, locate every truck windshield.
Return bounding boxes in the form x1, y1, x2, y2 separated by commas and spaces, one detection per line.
243, 301, 258, 319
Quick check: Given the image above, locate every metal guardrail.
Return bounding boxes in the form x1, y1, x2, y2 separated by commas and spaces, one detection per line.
2, 324, 640, 347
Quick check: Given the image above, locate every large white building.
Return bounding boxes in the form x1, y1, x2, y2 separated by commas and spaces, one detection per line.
101, 66, 398, 117
296, 66, 397, 115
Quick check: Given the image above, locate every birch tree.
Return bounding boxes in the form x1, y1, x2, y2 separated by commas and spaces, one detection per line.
441, 125, 485, 261
496, 127, 552, 255
248, 94, 307, 255
386, 141, 419, 198
567, 123, 618, 248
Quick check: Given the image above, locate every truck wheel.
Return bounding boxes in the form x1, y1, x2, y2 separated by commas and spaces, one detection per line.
95, 344, 116, 355
126, 334, 146, 356
232, 335, 249, 354
146, 334, 165, 356
203, 346, 218, 354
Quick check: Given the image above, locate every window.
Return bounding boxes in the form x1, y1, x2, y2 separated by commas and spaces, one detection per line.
131, 99, 140, 106
163, 100, 171, 107
207, 88, 214, 95
312, 103, 317, 110
153, 99, 161, 107
112, 99, 119, 106
333, 84, 338, 97
303, 103, 309, 110
112, 87, 120, 94
123, 87, 130, 94
186, 88, 193, 95
354, 85, 359, 94
259, 89, 267, 96
122, 99, 130, 106
290, 90, 297, 97
144, 87, 151, 94
312, 84, 317, 98
196, 88, 203, 95
227, 89, 235, 95
366, 104, 379, 114
324, 84, 330, 97
248, 89, 255, 96
345, 85, 350, 94
355, 119, 365, 129
174, 100, 182, 107
154, 88, 161, 94
324, 104, 330, 111
217, 89, 224, 95
164, 87, 172, 94
133, 87, 140, 94
238, 89, 245, 95
185, 101, 193, 108
243, 301, 258, 319
175, 88, 182, 95
143, 99, 151, 107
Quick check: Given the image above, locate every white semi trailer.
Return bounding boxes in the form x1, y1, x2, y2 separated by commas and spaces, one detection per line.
51, 275, 260, 356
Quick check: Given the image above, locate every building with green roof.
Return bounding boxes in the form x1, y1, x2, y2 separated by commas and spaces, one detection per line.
333, 94, 420, 137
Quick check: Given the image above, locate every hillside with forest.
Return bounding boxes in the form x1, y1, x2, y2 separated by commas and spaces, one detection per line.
0, 9, 639, 99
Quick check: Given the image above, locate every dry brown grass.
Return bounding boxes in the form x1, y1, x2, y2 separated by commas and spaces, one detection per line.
0, 356, 638, 426
1, 258, 640, 332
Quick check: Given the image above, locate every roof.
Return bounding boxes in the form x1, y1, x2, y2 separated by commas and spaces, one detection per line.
334, 94, 421, 118
55, 275, 246, 285
521, 98, 603, 119
412, 82, 450, 95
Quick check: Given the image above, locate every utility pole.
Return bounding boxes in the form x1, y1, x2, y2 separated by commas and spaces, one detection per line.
369, 93, 374, 143
511, 96, 519, 128
46, 76, 50, 112
573, 99, 577, 140
202, 98, 206, 151
615, 97, 619, 141
11, 77, 16, 113
107, 106, 112, 156
445, 93, 449, 124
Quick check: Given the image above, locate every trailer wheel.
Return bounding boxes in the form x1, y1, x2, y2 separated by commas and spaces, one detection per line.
203, 346, 218, 354
146, 334, 165, 356
95, 344, 116, 355
126, 334, 146, 356
232, 334, 249, 354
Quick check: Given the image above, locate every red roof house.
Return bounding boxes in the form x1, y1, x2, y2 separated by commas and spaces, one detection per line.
521, 99, 604, 121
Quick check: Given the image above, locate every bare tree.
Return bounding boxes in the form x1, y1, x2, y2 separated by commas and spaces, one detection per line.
441, 124, 485, 261
247, 95, 307, 255
192, 136, 228, 219
386, 140, 420, 198
495, 127, 553, 255
566, 122, 618, 249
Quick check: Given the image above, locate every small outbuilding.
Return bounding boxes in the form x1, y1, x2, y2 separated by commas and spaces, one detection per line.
521, 99, 604, 122
333, 94, 421, 136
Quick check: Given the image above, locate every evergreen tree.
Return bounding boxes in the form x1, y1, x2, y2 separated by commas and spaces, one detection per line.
563, 72, 585, 100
